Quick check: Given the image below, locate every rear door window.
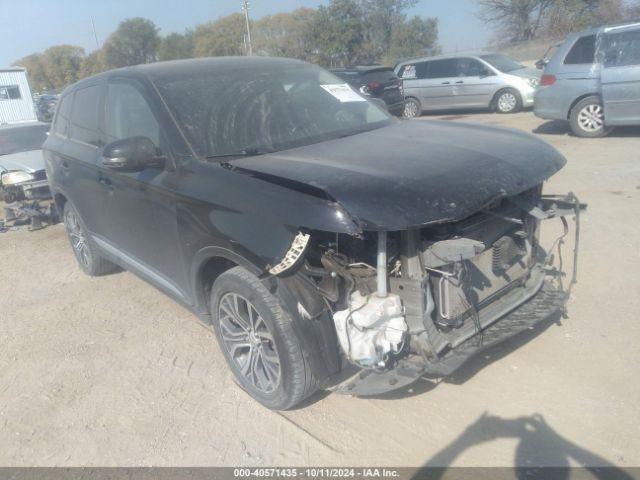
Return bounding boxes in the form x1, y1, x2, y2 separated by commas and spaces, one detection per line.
425, 59, 458, 79
69, 85, 103, 146
564, 35, 596, 65
398, 62, 428, 79
52, 93, 73, 138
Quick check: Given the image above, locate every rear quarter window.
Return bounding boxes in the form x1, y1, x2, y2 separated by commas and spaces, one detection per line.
361, 69, 398, 84
69, 85, 103, 146
564, 35, 596, 65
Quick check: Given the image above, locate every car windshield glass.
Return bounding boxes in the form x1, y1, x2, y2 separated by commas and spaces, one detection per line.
153, 62, 393, 158
480, 54, 525, 72
0, 124, 49, 156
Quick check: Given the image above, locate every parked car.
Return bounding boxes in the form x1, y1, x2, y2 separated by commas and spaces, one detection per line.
0, 121, 56, 229
395, 53, 540, 117
35, 94, 59, 123
45, 57, 581, 410
534, 22, 640, 137
330, 66, 405, 116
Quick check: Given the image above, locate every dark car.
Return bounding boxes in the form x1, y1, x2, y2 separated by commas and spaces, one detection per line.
44, 57, 581, 410
330, 65, 405, 116
1, 122, 55, 228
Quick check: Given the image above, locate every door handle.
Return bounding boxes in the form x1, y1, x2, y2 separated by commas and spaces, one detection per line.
455, 80, 464, 84
441, 81, 450, 85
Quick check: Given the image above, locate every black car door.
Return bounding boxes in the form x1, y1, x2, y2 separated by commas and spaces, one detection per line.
51, 81, 111, 238
97, 78, 190, 302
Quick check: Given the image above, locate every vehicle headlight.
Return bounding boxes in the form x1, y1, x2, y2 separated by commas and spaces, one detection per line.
1, 171, 34, 186
527, 77, 539, 88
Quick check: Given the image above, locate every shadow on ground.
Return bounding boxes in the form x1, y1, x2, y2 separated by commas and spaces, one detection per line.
534, 120, 640, 137
411, 413, 633, 479
367, 312, 562, 401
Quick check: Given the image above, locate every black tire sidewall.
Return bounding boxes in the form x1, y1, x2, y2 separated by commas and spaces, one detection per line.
495, 89, 522, 114
210, 267, 306, 410
62, 202, 101, 276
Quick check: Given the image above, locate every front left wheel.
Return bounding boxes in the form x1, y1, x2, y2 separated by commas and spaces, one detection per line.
494, 89, 522, 114
210, 266, 316, 410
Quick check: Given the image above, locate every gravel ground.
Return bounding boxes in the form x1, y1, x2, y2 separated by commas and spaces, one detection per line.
1, 111, 639, 468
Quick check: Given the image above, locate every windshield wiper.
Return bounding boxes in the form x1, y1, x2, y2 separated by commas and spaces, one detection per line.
205, 147, 272, 161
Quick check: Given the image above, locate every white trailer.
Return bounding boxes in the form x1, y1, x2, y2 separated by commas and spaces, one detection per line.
0, 68, 37, 125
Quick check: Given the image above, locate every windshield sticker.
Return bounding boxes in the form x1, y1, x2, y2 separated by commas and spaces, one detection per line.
402, 65, 417, 78
320, 84, 366, 102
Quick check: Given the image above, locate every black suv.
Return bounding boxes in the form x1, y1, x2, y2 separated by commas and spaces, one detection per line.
45, 57, 581, 410
330, 66, 405, 116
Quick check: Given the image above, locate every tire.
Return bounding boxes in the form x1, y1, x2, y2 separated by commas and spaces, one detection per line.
569, 96, 613, 138
62, 202, 118, 276
210, 266, 316, 410
494, 88, 522, 114
403, 97, 421, 118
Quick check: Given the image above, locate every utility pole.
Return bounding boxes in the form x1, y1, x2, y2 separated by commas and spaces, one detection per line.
241, 0, 253, 56
90, 16, 100, 48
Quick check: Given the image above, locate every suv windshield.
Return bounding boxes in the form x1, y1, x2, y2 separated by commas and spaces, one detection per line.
153, 62, 393, 158
479, 54, 525, 72
0, 124, 49, 156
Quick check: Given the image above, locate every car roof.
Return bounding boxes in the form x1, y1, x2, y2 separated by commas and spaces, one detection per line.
62, 56, 312, 95
331, 65, 393, 73
397, 52, 499, 66
572, 21, 640, 37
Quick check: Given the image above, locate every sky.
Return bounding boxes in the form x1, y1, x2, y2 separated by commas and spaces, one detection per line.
1, 0, 490, 67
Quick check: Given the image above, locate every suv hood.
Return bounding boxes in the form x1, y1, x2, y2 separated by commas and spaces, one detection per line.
230, 120, 565, 230
0, 150, 45, 174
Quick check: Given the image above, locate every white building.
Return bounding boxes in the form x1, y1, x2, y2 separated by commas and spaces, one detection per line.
0, 68, 37, 125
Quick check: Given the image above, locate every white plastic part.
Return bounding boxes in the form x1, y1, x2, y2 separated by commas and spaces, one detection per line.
333, 291, 407, 367
269, 232, 310, 275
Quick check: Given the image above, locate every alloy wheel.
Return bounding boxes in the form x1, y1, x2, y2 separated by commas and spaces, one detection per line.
498, 92, 517, 112
577, 104, 604, 133
403, 99, 419, 118
64, 208, 90, 267
218, 292, 281, 394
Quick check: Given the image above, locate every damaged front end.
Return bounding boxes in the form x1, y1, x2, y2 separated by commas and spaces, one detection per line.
275, 187, 584, 396
1, 171, 56, 231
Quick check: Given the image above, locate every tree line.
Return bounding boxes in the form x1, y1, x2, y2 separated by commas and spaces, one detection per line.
14, 0, 440, 92
477, 0, 640, 44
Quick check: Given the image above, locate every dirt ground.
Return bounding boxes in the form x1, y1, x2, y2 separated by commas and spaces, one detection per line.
1, 111, 639, 468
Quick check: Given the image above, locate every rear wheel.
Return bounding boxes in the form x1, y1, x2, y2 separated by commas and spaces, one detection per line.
569, 96, 613, 138
403, 97, 421, 118
210, 266, 316, 410
62, 202, 118, 276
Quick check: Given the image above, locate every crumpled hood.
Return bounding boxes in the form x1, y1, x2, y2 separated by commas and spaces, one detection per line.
230, 120, 566, 230
0, 149, 45, 174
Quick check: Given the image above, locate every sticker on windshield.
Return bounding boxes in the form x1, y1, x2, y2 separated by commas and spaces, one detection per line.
320, 84, 366, 102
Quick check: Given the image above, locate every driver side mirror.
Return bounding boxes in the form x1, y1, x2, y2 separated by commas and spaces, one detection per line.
479, 68, 493, 78
102, 136, 165, 172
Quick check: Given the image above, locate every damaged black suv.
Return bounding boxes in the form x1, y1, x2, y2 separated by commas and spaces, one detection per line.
44, 57, 582, 410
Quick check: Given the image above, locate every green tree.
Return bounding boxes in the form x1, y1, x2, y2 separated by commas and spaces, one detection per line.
103, 17, 160, 68
311, 0, 367, 66
158, 31, 195, 61
41, 45, 85, 89
387, 16, 440, 64
253, 8, 317, 60
79, 50, 107, 78
13, 53, 51, 92
362, 0, 418, 60
193, 14, 247, 57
